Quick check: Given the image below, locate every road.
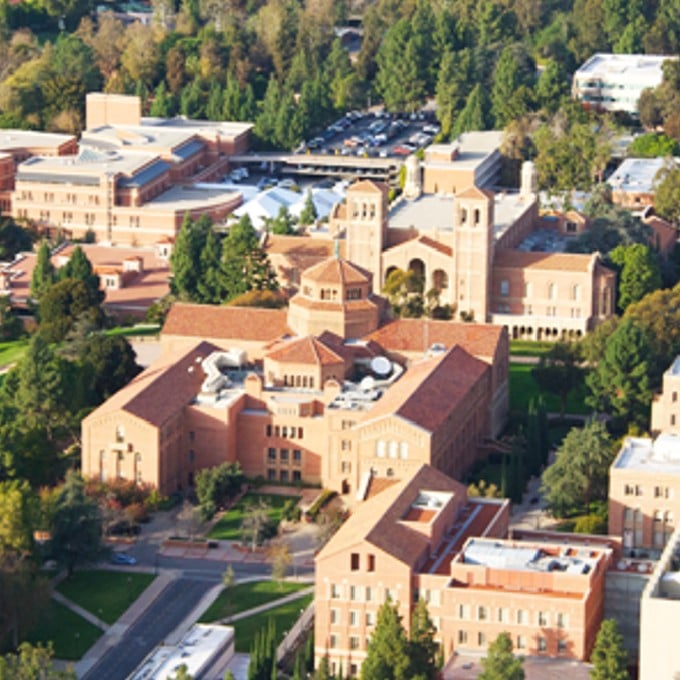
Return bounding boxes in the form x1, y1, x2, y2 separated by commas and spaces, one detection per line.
82, 577, 214, 680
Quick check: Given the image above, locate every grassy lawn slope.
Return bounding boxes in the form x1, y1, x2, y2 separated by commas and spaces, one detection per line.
509, 362, 589, 415
56, 570, 155, 624
200, 580, 310, 623
208, 493, 295, 541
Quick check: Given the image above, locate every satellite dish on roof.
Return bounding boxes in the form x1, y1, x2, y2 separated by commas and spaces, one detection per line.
371, 356, 391, 377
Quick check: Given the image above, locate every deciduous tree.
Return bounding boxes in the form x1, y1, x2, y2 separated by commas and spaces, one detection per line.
532, 343, 584, 420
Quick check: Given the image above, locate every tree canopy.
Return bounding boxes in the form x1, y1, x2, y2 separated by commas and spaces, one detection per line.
590, 619, 629, 680
478, 632, 525, 680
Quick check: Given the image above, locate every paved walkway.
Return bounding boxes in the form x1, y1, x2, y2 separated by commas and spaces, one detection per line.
217, 585, 315, 625
51, 591, 109, 631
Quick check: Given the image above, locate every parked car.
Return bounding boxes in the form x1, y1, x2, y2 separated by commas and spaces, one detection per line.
277, 178, 297, 189
257, 177, 277, 190
111, 552, 137, 565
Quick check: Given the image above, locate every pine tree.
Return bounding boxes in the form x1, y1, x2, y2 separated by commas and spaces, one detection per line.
206, 81, 224, 121
314, 656, 332, 680
452, 84, 491, 137
150, 81, 174, 117
59, 245, 102, 302
299, 191, 317, 227
30, 241, 56, 301
170, 214, 204, 299
590, 619, 629, 680
478, 632, 524, 680
360, 601, 411, 680
409, 599, 438, 679
196, 228, 225, 303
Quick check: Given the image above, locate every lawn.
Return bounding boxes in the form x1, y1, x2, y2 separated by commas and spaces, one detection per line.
233, 594, 314, 653
0, 338, 29, 368
208, 493, 296, 541
509, 340, 554, 357
199, 580, 311, 623
25, 599, 102, 660
56, 570, 155, 624
509, 362, 590, 416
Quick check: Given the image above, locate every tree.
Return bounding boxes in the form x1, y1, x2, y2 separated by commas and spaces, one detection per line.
654, 165, 680, 225
241, 498, 273, 550
541, 420, 615, 518
408, 599, 438, 680
360, 600, 411, 680
532, 343, 584, 420
268, 206, 296, 236
170, 213, 209, 299
586, 319, 654, 427
478, 632, 524, 680
299, 191, 317, 227
222, 564, 235, 589
81, 334, 141, 403
30, 241, 56, 301
0, 643, 76, 680
452, 84, 491, 137
590, 619, 629, 680
50, 471, 105, 577
490, 43, 535, 128
314, 656, 332, 680
627, 133, 680, 158
169, 664, 194, 680
609, 243, 662, 312
268, 542, 292, 586
195, 462, 244, 519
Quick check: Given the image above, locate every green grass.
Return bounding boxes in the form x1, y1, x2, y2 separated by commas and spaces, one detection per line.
509, 340, 555, 357
233, 594, 314, 653
199, 580, 311, 623
105, 324, 161, 338
509, 363, 590, 416
25, 599, 102, 660
0, 338, 29, 367
208, 493, 296, 541
56, 570, 155, 624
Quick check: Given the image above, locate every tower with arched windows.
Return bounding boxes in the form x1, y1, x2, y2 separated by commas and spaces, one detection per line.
452, 186, 495, 323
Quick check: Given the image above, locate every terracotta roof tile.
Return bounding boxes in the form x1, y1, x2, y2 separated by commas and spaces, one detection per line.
289, 295, 379, 313
417, 235, 453, 256
364, 319, 504, 363
360, 345, 489, 432
317, 465, 467, 566
84, 341, 219, 427
348, 179, 389, 195
266, 335, 344, 366
162, 303, 291, 342
493, 250, 597, 273
264, 235, 344, 259
303, 257, 372, 286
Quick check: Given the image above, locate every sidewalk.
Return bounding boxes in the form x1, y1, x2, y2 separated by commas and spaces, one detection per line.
74, 568, 179, 678
51, 591, 109, 632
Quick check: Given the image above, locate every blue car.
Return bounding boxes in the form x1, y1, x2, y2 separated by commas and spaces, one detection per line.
111, 553, 137, 565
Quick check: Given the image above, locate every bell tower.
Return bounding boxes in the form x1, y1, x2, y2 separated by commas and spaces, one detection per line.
452, 186, 495, 323
343, 180, 388, 295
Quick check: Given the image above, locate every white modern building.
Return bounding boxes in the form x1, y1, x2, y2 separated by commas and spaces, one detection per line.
572, 53, 676, 115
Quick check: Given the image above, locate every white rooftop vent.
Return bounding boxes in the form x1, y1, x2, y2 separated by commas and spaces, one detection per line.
371, 356, 391, 377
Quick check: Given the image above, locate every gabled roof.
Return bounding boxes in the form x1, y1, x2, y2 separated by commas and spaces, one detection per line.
360, 345, 489, 433
456, 185, 494, 201
162, 303, 291, 342
302, 257, 372, 286
364, 319, 504, 363
493, 250, 597, 273
264, 235, 343, 259
347, 179, 389, 195
266, 335, 344, 366
316, 464, 467, 566
84, 341, 219, 427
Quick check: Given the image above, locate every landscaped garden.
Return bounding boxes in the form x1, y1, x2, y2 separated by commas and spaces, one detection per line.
508, 340, 554, 358
232, 594, 315, 653
509, 362, 590, 415
200, 579, 311, 623
56, 570, 156, 624
208, 493, 296, 541
0, 338, 29, 368
26, 599, 102, 660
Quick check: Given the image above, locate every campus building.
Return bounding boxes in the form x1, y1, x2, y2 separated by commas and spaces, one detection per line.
8, 93, 251, 245
329, 168, 616, 341
81, 253, 509, 495
609, 357, 680, 553
314, 465, 612, 676
572, 53, 675, 115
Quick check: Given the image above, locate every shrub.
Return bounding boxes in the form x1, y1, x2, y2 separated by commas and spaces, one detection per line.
307, 490, 337, 521
573, 514, 608, 535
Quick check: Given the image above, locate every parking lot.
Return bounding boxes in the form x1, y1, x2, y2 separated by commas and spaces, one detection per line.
300, 109, 441, 159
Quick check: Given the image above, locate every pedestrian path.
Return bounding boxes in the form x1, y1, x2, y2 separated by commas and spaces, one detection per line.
51, 591, 109, 631
217, 585, 315, 625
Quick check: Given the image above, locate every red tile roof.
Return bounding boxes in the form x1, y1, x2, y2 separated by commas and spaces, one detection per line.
493, 250, 596, 273
266, 335, 344, 366
417, 235, 453, 256
162, 303, 291, 341
348, 179, 389, 195
303, 257, 372, 286
364, 319, 504, 363
317, 465, 467, 566
84, 341, 219, 427
289, 295, 379, 313
361, 345, 489, 432
264, 234, 344, 259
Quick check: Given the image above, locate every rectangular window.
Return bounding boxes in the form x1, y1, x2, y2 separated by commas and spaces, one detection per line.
365, 586, 373, 601
366, 611, 375, 626
292, 471, 301, 482
331, 584, 340, 599
458, 630, 468, 644
350, 611, 358, 626
351, 553, 360, 571
267, 448, 276, 461
367, 554, 375, 572
349, 636, 360, 650
538, 637, 547, 652
329, 634, 337, 649
266, 425, 272, 437
267, 468, 276, 480
280, 470, 289, 482
280, 448, 289, 462
478, 632, 486, 646
517, 635, 526, 650
538, 611, 548, 626
558, 639, 567, 653
478, 606, 487, 621
556, 613, 566, 629
330, 609, 338, 624
498, 608, 509, 623
350, 585, 357, 600
293, 449, 302, 464
458, 604, 470, 620
516, 610, 526, 625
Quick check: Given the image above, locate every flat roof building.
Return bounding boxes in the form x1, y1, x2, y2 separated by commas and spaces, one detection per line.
607, 157, 678, 210
573, 53, 675, 114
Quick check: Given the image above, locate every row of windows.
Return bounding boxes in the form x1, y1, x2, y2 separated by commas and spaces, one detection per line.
330, 609, 375, 627
623, 485, 674, 499
267, 468, 301, 482
350, 202, 377, 220
457, 604, 568, 628
331, 584, 392, 601
374, 440, 409, 460
496, 305, 582, 318
457, 631, 567, 653
350, 552, 376, 572
266, 425, 305, 439
500, 281, 581, 301
266, 447, 302, 464
283, 374, 316, 388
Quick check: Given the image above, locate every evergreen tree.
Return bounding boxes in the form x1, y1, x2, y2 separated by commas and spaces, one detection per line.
536, 59, 570, 113
478, 632, 524, 680
299, 191, 317, 227
490, 43, 536, 128
314, 655, 332, 680
59, 246, 103, 302
590, 619, 629, 680
150, 81, 175, 117
435, 48, 472, 138
609, 243, 662, 312
409, 599, 438, 679
206, 81, 224, 121
360, 600, 411, 680
452, 84, 491, 137
30, 241, 56, 301
196, 228, 226, 303
170, 214, 204, 299
255, 76, 282, 149
586, 318, 653, 428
